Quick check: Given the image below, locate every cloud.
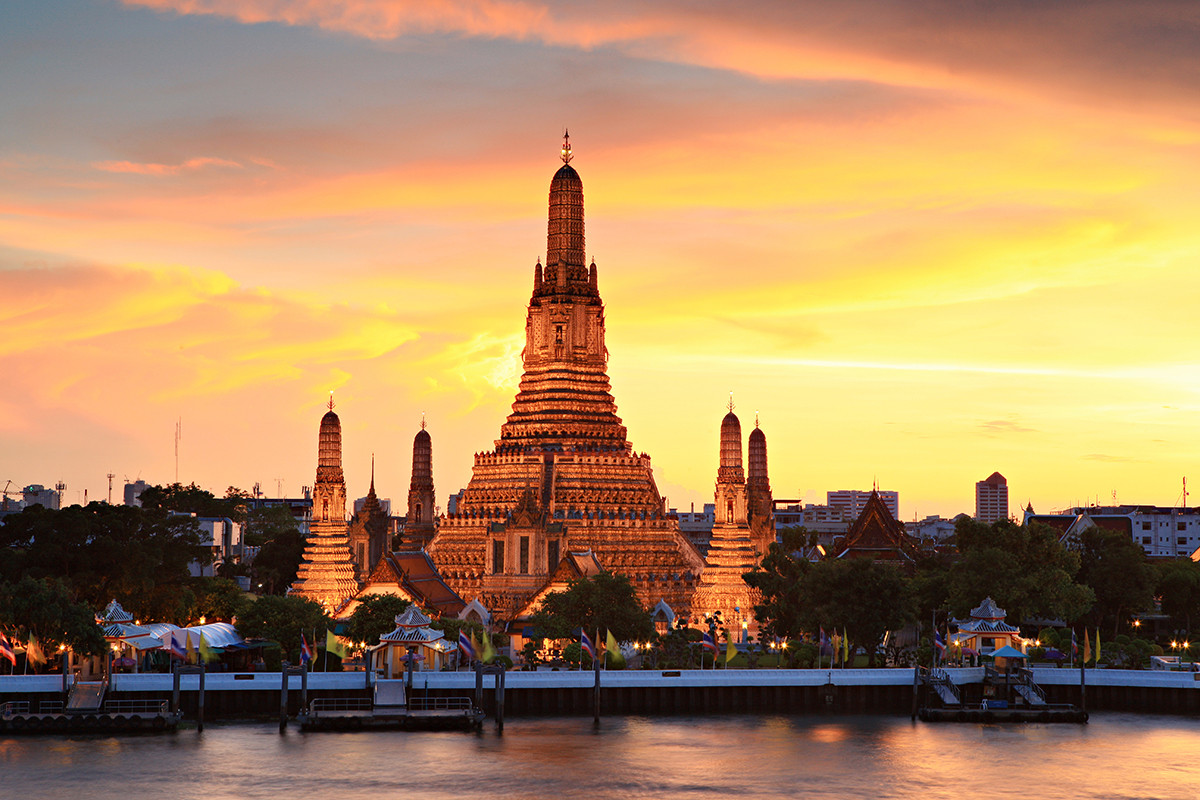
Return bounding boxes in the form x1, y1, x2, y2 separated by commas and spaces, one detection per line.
92, 157, 243, 175
1083, 454, 1138, 463
979, 419, 1036, 435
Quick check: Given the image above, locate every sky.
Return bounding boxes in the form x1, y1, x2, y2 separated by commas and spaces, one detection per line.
2, 1, 1199, 519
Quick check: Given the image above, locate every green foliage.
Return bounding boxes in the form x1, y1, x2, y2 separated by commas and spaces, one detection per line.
0, 502, 204, 621
137, 483, 247, 522
346, 594, 411, 646
527, 572, 655, 643
1038, 627, 1061, 649
243, 504, 301, 547
793, 557, 912, 667
948, 519, 1093, 625
236, 595, 330, 664
1156, 559, 1200, 632
1075, 526, 1155, 635
188, 577, 251, 623
251, 529, 306, 595
743, 527, 812, 640
429, 616, 486, 648
0, 576, 107, 656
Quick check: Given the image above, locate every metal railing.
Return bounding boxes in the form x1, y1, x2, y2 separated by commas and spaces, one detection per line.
1014, 668, 1048, 703
1, 701, 31, 717
308, 697, 373, 714
407, 696, 476, 712
103, 699, 170, 714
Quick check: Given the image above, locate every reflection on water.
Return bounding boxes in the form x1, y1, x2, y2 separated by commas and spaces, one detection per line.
3, 713, 1198, 800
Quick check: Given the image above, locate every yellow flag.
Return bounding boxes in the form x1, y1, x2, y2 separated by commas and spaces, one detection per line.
186, 632, 196, 664
725, 637, 737, 666
326, 629, 347, 658
199, 633, 218, 664
1082, 629, 1091, 663
469, 631, 480, 662
1095, 629, 1101, 663
26, 635, 46, 666
607, 629, 626, 668
843, 628, 850, 665
480, 628, 495, 664
830, 632, 841, 663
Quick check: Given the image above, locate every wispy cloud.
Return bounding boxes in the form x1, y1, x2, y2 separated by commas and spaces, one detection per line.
92, 157, 242, 176
1083, 454, 1138, 463
979, 420, 1036, 435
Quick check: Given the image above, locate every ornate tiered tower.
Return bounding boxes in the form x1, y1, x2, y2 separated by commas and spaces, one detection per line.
291, 397, 360, 611
747, 416, 775, 556
347, 457, 388, 582
405, 420, 437, 549
690, 402, 765, 639
427, 134, 705, 617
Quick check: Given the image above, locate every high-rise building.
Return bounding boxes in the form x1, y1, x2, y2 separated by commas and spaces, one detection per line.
291, 398, 360, 611
427, 135, 704, 617
975, 472, 1009, 523
828, 489, 899, 521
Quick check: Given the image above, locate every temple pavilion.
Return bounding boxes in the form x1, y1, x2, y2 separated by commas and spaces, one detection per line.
427, 134, 704, 618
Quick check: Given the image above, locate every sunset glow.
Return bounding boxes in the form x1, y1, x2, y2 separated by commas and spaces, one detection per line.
3, 1, 1198, 517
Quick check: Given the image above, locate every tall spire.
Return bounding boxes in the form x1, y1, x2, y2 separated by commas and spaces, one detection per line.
544, 133, 588, 290
369, 453, 375, 494
561, 128, 572, 164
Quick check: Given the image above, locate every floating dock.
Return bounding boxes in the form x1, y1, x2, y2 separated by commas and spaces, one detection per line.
297, 679, 484, 731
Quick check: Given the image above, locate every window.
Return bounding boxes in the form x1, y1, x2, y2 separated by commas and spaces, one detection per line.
1142, 536, 1152, 545
520, 536, 529, 574
1179, 537, 1188, 546
727, 500, 734, 524
492, 540, 505, 574
1179, 522, 1187, 531
555, 325, 564, 344
322, 500, 329, 521
415, 503, 423, 523
548, 539, 559, 570
1142, 521, 1152, 530
357, 544, 365, 566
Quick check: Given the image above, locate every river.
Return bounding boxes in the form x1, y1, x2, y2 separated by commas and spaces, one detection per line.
3, 712, 1196, 799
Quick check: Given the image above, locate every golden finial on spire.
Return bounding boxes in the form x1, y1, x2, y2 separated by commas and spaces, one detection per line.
328, 391, 335, 411
755, 410, 760, 429
421, 411, 426, 431
561, 129, 572, 164
728, 392, 735, 413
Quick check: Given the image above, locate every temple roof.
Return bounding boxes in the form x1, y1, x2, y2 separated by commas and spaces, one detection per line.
970, 596, 1006, 620
837, 490, 916, 562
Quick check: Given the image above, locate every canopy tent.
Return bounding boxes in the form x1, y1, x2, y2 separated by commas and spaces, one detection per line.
990, 645, 1028, 659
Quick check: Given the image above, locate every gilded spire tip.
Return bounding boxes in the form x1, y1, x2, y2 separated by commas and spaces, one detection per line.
728, 392, 735, 414
328, 391, 335, 411
421, 411, 427, 431
561, 129, 572, 164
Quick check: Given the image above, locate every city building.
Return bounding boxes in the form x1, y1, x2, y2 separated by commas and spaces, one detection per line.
426, 136, 704, 618
189, 516, 244, 577
1025, 504, 1200, 559
828, 489, 899, 521
22, 483, 62, 511
905, 514, 965, 547
975, 472, 1009, 523
670, 503, 715, 554
123, 480, 148, 507
290, 399, 360, 611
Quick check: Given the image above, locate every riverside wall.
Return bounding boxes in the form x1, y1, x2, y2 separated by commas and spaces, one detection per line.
2, 668, 1198, 720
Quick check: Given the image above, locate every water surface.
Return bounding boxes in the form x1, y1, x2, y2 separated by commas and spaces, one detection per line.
3, 713, 1196, 799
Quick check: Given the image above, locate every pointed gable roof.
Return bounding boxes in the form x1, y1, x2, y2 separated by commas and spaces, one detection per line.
837, 490, 916, 563
336, 549, 465, 619
513, 549, 605, 620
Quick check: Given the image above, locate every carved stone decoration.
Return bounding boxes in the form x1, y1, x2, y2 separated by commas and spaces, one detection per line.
426, 141, 705, 619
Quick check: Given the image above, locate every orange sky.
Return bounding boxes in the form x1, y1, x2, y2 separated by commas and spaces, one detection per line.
2, 1, 1199, 518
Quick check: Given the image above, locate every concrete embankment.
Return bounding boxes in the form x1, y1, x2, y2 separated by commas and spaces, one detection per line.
2, 667, 1197, 720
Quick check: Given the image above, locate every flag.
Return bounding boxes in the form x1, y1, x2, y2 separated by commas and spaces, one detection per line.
830, 631, 841, 663
1095, 629, 1101, 663
725, 637, 738, 665
26, 635, 46, 667
325, 629, 348, 659
819, 627, 827, 651
1070, 629, 1078, 656
580, 628, 595, 659
1082, 629, 1091, 663
606, 629, 625, 668
0, 632, 15, 666
168, 630, 186, 660
458, 631, 476, 662
701, 631, 718, 654
843, 628, 850, 665
186, 632, 196, 664
198, 633, 219, 664
300, 633, 312, 666
934, 631, 946, 655
480, 628, 495, 664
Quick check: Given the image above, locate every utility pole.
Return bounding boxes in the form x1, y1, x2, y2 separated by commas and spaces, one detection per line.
107, 473, 115, 504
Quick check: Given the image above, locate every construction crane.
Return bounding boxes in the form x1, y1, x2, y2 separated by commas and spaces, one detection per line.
1, 480, 23, 511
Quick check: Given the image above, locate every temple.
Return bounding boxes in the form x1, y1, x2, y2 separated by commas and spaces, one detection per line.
405, 420, 437, 549
427, 134, 705, 617
347, 457, 388, 582
291, 397, 361, 611
690, 404, 775, 639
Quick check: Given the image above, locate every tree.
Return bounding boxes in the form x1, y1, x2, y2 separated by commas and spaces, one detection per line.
251, 529, 306, 595
794, 557, 912, 667
346, 594, 411, 646
948, 519, 1093, 625
1075, 525, 1155, 636
1156, 559, 1200, 633
243, 504, 301, 547
0, 577, 107, 657
188, 577, 251, 623
744, 527, 811, 641
0, 502, 204, 621
528, 572, 656, 643
236, 595, 330, 664
137, 482, 247, 522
